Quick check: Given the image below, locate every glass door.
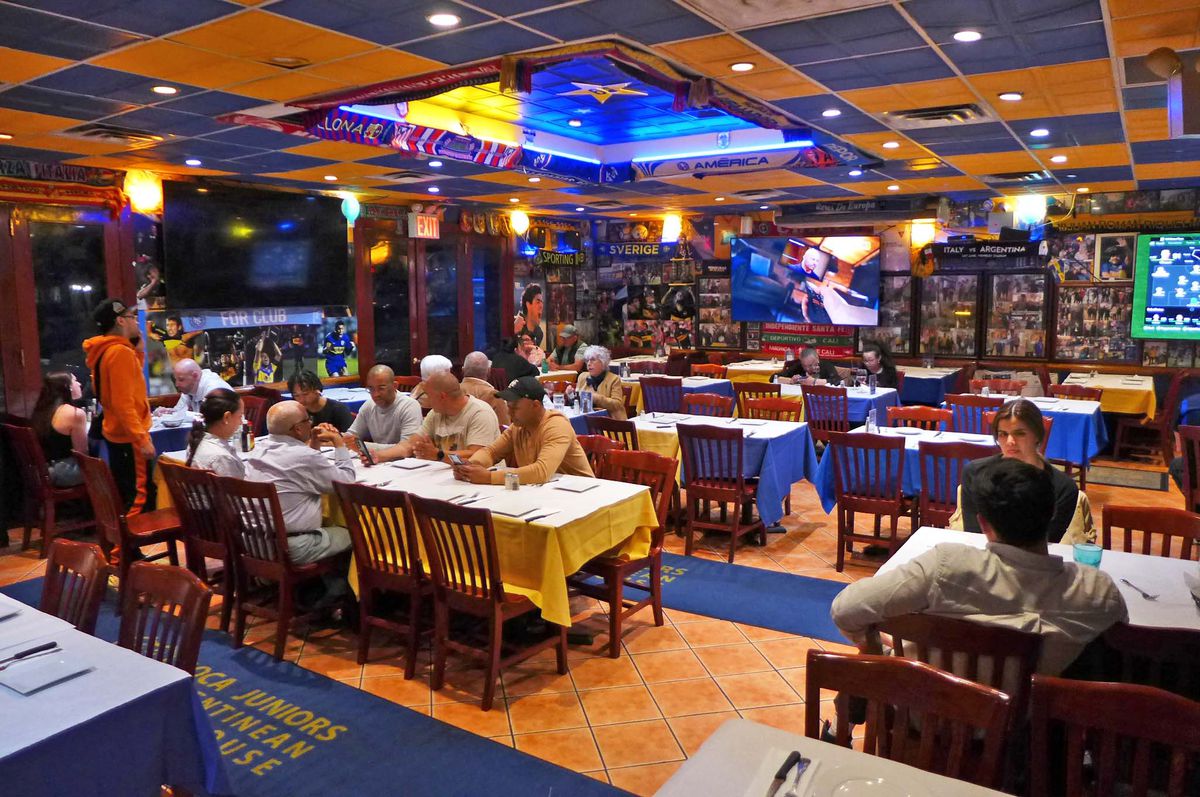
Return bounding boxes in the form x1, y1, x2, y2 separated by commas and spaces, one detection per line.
423, 240, 459, 362
367, 225, 411, 374
472, 240, 503, 355
30, 220, 107, 374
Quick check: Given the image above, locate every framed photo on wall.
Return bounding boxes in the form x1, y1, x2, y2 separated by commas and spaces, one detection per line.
1094, 233, 1136, 281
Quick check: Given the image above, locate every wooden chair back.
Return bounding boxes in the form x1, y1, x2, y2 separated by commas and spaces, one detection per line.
1049, 384, 1103, 401
627, 360, 667, 374
543, 380, 573, 396
666, 353, 689, 377
970, 378, 1025, 396
981, 410, 1053, 455
3, 423, 52, 498
677, 423, 746, 502
486, 367, 508, 392
743, 397, 803, 423
888, 406, 951, 431
118, 562, 211, 674
576, 434, 625, 471
805, 651, 1012, 789
240, 394, 269, 436
682, 393, 734, 417
159, 461, 228, 578
1102, 623, 1200, 702
1179, 425, 1200, 513
733, 382, 780, 416
40, 539, 110, 634
598, 450, 676, 555
73, 452, 125, 551
394, 375, 422, 392
827, 431, 905, 511
585, 415, 639, 451
1101, 505, 1200, 560
917, 440, 997, 528
1036, 364, 1053, 397
1031, 675, 1200, 797
800, 384, 849, 442
895, 369, 906, 394
1161, 368, 1189, 433
641, 376, 683, 414
334, 481, 423, 584
621, 384, 637, 418
946, 393, 1006, 435
408, 494, 505, 610
214, 476, 294, 580
689, 363, 726, 378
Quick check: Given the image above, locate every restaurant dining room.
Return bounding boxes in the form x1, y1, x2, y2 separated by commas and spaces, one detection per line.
4, 0, 1200, 794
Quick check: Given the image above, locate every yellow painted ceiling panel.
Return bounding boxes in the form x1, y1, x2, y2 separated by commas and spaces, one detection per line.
169, 10, 375, 64
12, 134, 134, 156
656, 34, 776, 77
0, 47, 70, 85
1124, 108, 1169, 142
724, 68, 822, 100
1111, 9, 1200, 57
0, 109, 85, 135
967, 61, 1116, 120
842, 78, 977, 114
266, 162, 395, 182
942, 151, 1042, 174
284, 140, 394, 161
1135, 161, 1200, 180
304, 49, 446, 84
1107, 0, 1200, 17
92, 40, 278, 89
1030, 143, 1130, 168
842, 132, 932, 161
1061, 181, 1138, 194
468, 171, 570, 189
895, 175, 991, 193
232, 71, 352, 102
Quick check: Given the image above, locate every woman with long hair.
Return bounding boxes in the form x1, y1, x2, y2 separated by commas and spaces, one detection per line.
184, 388, 246, 477
861, 340, 898, 388
30, 371, 87, 487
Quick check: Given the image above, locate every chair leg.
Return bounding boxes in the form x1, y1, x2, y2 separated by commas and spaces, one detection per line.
482, 613, 502, 711
357, 588, 374, 665
1078, 465, 1087, 491
39, 499, 57, 558
608, 574, 624, 658
218, 568, 234, 634
684, 497, 696, 557
166, 538, 179, 566
273, 585, 293, 661
404, 590, 422, 680
431, 603, 449, 691
650, 556, 664, 627
233, 594, 247, 649
836, 511, 846, 573
117, 543, 133, 614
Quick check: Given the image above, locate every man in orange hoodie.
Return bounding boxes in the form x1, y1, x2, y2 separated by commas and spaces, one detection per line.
84, 298, 155, 515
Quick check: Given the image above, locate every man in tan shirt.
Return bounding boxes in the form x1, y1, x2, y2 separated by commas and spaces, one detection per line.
461, 350, 510, 425
373, 370, 498, 462
454, 376, 593, 486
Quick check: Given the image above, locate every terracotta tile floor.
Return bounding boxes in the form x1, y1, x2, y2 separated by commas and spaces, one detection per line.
1, 473, 1183, 796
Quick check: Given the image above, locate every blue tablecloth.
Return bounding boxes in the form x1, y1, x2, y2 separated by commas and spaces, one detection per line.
567, 409, 608, 434
1037, 401, 1108, 466
779, 385, 899, 423
683, 378, 734, 399
901, 370, 960, 405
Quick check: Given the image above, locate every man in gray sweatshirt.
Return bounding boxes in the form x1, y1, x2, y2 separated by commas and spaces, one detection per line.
345, 364, 422, 451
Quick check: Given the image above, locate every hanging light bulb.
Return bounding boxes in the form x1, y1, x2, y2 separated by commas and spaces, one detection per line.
340, 195, 361, 224
661, 212, 682, 243
124, 170, 163, 215
510, 210, 530, 235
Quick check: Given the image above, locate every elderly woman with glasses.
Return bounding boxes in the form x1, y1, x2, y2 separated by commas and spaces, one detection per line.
575, 345, 627, 421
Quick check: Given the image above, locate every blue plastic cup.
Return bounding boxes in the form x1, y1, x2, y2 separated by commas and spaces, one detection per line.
1073, 543, 1103, 567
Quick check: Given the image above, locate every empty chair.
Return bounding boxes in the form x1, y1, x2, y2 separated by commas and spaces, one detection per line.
733, 382, 780, 417
394, 375, 422, 393
2, 423, 93, 555
677, 423, 764, 563
585, 415, 639, 452
1101, 505, 1200, 560
1030, 674, 1200, 797
40, 539, 110, 634
543, 380, 573, 396
641, 376, 683, 414
621, 384, 637, 419
74, 452, 182, 609
801, 384, 850, 444
970, 378, 1025, 396
576, 434, 625, 472
1049, 384, 1103, 401
409, 495, 567, 711
1101, 623, 1200, 702
159, 461, 235, 633
946, 393, 1005, 435
689, 363, 726, 378
742, 397, 803, 423
334, 482, 431, 675
682, 393, 735, 417
666, 352, 689, 377
1180, 425, 1200, 513
888, 406, 951, 431
827, 431, 910, 571
1114, 369, 1188, 465
917, 440, 997, 528
486, 367, 508, 392
806, 650, 1012, 790
1035, 364, 1053, 397
627, 360, 667, 375
118, 562, 212, 674
570, 450, 676, 657
240, 394, 269, 437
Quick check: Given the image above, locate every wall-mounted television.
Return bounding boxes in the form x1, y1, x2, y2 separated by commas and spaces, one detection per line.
1132, 232, 1200, 340
730, 236, 881, 325
163, 182, 349, 310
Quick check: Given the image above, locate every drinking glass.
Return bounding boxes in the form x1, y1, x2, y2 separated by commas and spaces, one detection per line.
552, 392, 565, 410
1072, 543, 1103, 567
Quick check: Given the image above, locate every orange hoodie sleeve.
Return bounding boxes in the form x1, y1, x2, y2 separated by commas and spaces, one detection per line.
102, 344, 152, 447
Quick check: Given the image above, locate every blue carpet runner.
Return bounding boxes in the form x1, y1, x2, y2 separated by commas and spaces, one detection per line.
2, 578, 623, 797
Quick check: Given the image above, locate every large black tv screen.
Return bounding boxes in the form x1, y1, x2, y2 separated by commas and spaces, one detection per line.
163, 182, 348, 310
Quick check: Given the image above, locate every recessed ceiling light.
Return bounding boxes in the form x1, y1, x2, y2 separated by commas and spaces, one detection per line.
0, 133, 14, 140
428, 160, 443, 168
427, 186, 440, 193
323, 175, 338, 181
759, 205, 770, 210
821, 108, 842, 118
196, 187, 208, 193
184, 158, 202, 167
882, 141, 900, 149
427, 13, 460, 27
887, 184, 901, 191
575, 207, 585, 212
730, 62, 755, 72
848, 169, 863, 177
1030, 128, 1050, 137
1077, 187, 1089, 193
1066, 173, 1077, 178
528, 176, 541, 183
715, 196, 725, 201
267, 56, 310, 68
953, 30, 982, 42
152, 85, 178, 95
568, 119, 583, 128
629, 212, 637, 216
1050, 155, 1068, 163
998, 91, 1023, 102
509, 197, 519, 203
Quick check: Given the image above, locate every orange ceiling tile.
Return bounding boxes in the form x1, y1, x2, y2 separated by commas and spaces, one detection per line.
93, 40, 278, 89
469, 171, 571, 189
0, 47, 70, 85
1124, 108, 1169, 142
11, 134, 135, 156
1031, 143, 1131, 168
283, 140, 394, 161
0, 109, 84, 136
1107, 0, 1200, 17
655, 35, 773, 77
942, 151, 1043, 174
169, 10, 375, 64
1061, 181, 1138, 194
304, 49, 447, 84
725, 68, 822, 100
842, 78, 977, 114
266, 162, 394, 183
842, 132, 932, 161
1135, 161, 1200, 180
895, 175, 991, 193
1111, 9, 1200, 58
967, 61, 1117, 120
232, 71, 352, 102
831, 179, 903, 194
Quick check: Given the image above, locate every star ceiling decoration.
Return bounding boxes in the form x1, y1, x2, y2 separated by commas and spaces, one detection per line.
558, 81, 649, 104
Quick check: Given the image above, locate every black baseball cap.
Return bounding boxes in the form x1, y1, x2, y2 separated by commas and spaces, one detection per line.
495, 376, 545, 402
92, 298, 132, 332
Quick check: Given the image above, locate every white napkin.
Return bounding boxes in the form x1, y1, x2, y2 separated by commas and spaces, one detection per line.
1184, 570, 1200, 601
551, 475, 599, 493
0, 654, 92, 695
0, 606, 19, 623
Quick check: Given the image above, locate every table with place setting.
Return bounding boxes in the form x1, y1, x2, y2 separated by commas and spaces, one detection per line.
724, 359, 786, 383
897, 366, 962, 406
1062, 372, 1157, 418
0, 592, 231, 797
1004, 394, 1108, 466
318, 386, 370, 412
778, 383, 900, 423
621, 374, 735, 413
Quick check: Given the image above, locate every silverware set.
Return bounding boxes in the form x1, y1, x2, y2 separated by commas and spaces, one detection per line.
1121, 578, 1159, 601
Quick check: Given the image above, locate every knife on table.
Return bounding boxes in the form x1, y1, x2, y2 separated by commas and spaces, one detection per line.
0, 641, 58, 667
766, 751, 803, 797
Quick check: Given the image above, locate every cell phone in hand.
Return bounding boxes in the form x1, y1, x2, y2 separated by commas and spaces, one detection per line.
449, 453, 464, 466
360, 441, 376, 466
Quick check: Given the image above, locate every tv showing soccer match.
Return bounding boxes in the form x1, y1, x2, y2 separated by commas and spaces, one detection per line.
1131, 232, 1200, 340
730, 236, 881, 325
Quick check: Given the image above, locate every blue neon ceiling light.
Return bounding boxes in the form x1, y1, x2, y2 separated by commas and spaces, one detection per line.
631, 139, 815, 163
523, 143, 602, 164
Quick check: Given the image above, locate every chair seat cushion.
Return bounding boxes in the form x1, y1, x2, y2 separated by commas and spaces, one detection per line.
126, 508, 181, 538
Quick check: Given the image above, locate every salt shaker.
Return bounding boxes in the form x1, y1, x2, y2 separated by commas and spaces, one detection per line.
505, 472, 520, 491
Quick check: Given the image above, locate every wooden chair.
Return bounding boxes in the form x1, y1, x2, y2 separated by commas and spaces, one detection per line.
743, 397, 803, 423
888, 406, 951, 431
576, 434, 625, 472
682, 393, 734, 417
570, 450, 675, 657
641, 376, 683, 414
394, 375, 422, 393
159, 461, 235, 633
334, 482, 432, 675
1030, 674, 1200, 797
690, 363, 726, 378
40, 539, 110, 634
628, 360, 667, 374
1036, 364, 1053, 397
666, 352, 689, 377
409, 494, 567, 711
895, 369, 906, 394
806, 650, 1012, 790
827, 431, 910, 571
1180, 425, 1200, 512
917, 440, 997, 528
118, 562, 211, 674
677, 424, 764, 563
621, 383, 637, 418
585, 415, 639, 451
543, 380, 573, 396
216, 476, 348, 660
1101, 505, 1200, 560
486, 367, 508, 391
733, 381, 780, 416
1102, 623, 1200, 702
74, 452, 182, 610
800, 384, 849, 444
2, 423, 93, 555
1049, 384, 1103, 401
982, 410, 1053, 457
970, 378, 1025, 396
946, 393, 1005, 435
240, 394, 269, 437
1114, 368, 1189, 465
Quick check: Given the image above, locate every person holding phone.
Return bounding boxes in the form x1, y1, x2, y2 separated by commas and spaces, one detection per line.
372, 371, 499, 463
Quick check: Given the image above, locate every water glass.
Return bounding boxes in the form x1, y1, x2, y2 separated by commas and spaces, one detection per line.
1072, 543, 1103, 567
552, 392, 565, 410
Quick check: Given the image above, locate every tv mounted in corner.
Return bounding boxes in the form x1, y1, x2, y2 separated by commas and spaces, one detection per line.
1132, 232, 1200, 340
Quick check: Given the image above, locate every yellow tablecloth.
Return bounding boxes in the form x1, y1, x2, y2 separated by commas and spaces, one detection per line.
724, 361, 784, 384
1063, 374, 1157, 419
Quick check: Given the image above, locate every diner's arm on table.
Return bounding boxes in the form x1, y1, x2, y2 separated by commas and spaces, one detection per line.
470, 422, 573, 485
829, 552, 935, 646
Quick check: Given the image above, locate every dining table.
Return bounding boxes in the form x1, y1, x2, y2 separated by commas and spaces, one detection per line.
621, 374, 734, 414
724, 359, 786, 383
608, 354, 667, 374
897, 366, 962, 405
1062, 372, 1157, 418
0, 592, 231, 797
1003, 394, 1108, 466
778, 383, 900, 423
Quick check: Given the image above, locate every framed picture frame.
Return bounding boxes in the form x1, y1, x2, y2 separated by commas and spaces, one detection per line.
1094, 233, 1136, 281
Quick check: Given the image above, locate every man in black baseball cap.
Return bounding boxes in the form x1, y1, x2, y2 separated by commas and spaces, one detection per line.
451, 376, 593, 485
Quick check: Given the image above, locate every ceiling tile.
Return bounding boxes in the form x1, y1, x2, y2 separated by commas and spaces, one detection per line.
0, 47, 71, 85
1135, 161, 1200, 181
724, 69, 823, 101
797, 48, 954, 91
271, 0, 490, 45
6, 0, 238, 37
942, 151, 1042, 174
401, 23, 555, 63
840, 78, 977, 114
966, 60, 1116, 120
29, 65, 206, 105
304, 49, 446, 84
1029, 142, 1131, 168
0, 4, 145, 61
842, 132, 933, 161
284, 140, 395, 161
1110, 9, 1200, 58
0, 85, 137, 120
0, 109, 84, 136
1124, 108, 1169, 142
229, 71, 352, 103
168, 10, 377, 63
91, 40, 280, 90
521, 0, 718, 46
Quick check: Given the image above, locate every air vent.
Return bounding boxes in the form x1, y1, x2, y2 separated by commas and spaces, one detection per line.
260, 56, 312, 70
588, 200, 624, 210
61, 123, 163, 148
732, 188, 789, 200
981, 170, 1053, 185
881, 103, 989, 129
374, 170, 434, 184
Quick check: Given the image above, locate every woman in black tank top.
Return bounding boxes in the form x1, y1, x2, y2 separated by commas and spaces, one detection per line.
31, 372, 88, 487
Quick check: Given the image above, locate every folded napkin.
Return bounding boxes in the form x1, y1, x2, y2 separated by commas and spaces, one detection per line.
0, 653, 92, 696
1184, 570, 1200, 602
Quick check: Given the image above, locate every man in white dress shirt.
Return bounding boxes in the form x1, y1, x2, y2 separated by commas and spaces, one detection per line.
171, 358, 232, 413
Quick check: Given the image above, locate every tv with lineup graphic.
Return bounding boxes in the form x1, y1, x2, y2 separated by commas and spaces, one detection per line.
1132, 232, 1200, 340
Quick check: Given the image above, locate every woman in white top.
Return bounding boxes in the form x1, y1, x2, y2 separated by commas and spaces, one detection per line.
184, 388, 246, 478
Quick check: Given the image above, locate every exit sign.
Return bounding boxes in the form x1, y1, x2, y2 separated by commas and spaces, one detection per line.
408, 212, 440, 239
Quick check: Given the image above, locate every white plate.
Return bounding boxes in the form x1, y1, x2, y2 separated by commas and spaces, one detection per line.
816, 764, 932, 797
894, 427, 923, 435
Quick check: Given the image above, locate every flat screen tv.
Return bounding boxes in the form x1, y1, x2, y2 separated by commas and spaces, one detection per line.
163, 181, 349, 310
1132, 232, 1200, 340
730, 236, 881, 325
